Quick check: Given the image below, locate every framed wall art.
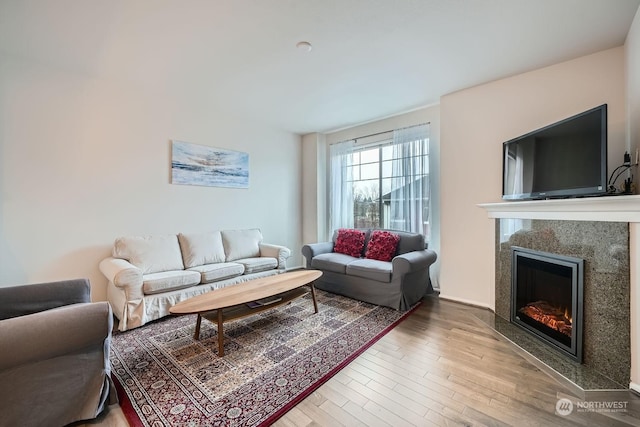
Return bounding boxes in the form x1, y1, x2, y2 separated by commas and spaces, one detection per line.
171, 140, 249, 188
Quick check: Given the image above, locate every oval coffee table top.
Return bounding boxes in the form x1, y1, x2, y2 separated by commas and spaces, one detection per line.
169, 270, 322, 314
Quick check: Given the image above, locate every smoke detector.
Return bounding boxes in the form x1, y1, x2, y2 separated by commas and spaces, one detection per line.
296, 41, 313, 52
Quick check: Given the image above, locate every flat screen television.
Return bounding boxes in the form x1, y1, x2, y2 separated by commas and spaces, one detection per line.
502, 104, 607, 200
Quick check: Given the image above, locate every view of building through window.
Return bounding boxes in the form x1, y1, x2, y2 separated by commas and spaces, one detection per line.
330, 124, 430, 241
347, 142, 430, 239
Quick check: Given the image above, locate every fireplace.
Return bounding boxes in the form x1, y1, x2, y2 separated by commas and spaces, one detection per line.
490, 215, 630, 388
511, 246, 584, 362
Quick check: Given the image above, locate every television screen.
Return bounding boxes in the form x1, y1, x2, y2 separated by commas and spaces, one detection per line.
502, 104, 607, 200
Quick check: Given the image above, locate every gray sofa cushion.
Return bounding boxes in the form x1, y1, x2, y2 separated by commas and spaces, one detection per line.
346, 259, 392, 283
395, 231, 426, 254
0, 279, 91, 320
187, 262, 245, 283
235, 257, 278, 274
142, 270, 201, 295
311, 252, 358, 274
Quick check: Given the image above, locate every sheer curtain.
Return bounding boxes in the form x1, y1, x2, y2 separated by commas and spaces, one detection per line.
390, 124, 430, 238
512, 144, 524, 195
329, 139, 355, 235
501, 146, 524, 241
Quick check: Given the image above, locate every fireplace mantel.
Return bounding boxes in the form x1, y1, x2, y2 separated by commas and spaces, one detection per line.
478, 194, 640, 222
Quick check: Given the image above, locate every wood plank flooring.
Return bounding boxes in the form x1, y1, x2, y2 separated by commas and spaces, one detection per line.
82, 295, 640, 426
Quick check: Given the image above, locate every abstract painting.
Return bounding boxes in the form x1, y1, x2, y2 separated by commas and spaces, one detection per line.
171, 141, 249, 188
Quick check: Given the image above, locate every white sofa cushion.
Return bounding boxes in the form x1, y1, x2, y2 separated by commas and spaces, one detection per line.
234, 257, 278, 274
142, 270, 201, 295
221, 229, 262, 262
178, 231, 226, 268
187, 262, 245, 283
113, 235, 184, 274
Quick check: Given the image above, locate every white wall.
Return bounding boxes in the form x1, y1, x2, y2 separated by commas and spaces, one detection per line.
439, 47, 627, 308
625, 7, 640, 392
301, 133, 327, 249
303, 106, 441, 287
0, 54, 302, 301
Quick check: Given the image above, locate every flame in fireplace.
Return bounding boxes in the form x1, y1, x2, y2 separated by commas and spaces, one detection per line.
519, 301, 572, 337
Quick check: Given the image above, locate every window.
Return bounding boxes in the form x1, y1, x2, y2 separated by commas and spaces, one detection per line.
330, 124, 430, 240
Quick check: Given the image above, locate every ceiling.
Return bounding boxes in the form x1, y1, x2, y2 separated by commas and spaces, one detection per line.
1, 0, 639, 135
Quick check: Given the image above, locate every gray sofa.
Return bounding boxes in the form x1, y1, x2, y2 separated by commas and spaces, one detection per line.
0, 278, 117, 427
302, 229, 437, 310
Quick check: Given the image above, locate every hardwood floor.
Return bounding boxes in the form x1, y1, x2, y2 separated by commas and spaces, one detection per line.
84, 296, 640, 426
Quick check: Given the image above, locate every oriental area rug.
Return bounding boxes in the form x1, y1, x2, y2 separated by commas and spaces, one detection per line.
110, 289, 419, 426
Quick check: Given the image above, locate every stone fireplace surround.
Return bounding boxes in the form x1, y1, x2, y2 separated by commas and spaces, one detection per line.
497, 219, 628, 386
480, 195, 640, 392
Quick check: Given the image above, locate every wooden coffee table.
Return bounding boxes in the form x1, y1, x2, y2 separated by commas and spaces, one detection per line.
169, 270, 322, 356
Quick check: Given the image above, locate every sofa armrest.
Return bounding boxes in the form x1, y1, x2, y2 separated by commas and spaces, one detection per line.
0, 279, 91, 320
301, 242, 334, 267
99, 257, 143, 291
0, 302, 112, 372
259, 243, 291, 270
391, 249, 438, 277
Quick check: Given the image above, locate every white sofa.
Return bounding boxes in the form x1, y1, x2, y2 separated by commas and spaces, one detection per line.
99, 229, 290, 331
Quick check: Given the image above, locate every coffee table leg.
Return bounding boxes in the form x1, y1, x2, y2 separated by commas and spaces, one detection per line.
310, 283, 318, 313
194, 314, 202, 340
217, 309, 224, 356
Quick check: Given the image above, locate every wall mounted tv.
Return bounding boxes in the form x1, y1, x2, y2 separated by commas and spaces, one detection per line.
502, 104, 607, 200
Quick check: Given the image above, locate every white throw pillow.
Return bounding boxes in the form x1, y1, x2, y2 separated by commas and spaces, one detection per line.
113, 234, 184, 274
178, 231, 226, 268
221, 229, 262, 261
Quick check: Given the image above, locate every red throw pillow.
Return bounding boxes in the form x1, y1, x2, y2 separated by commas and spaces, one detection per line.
333, 229, 366, 257
365, 230, 400, 262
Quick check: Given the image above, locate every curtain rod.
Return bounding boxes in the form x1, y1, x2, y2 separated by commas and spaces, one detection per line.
354, 129, 393, 142
333, 122, 429, 145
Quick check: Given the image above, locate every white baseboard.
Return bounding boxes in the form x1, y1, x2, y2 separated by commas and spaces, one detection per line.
631, 382, 640, 394
437, 293, 493, 310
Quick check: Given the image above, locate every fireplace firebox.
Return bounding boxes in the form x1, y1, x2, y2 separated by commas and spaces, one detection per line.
511, 247, 584, 362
